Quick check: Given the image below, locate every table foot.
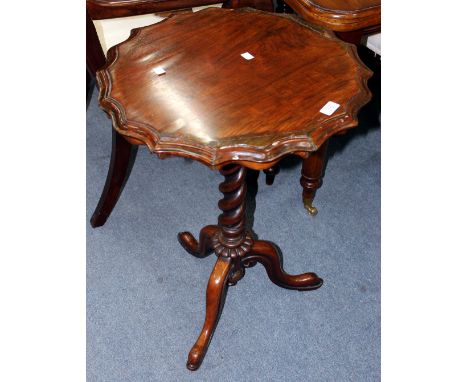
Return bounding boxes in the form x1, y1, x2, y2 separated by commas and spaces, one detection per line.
187, 256, 231, 371
300, 141, 328, 217
178, 225, 218, 258
243, 240, 323, 291
303, 197, 318, 216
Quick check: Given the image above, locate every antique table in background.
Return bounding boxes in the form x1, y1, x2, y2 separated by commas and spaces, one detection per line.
91, 8, 372, 371
272, 0, 380, 214
278, 0, 380, 42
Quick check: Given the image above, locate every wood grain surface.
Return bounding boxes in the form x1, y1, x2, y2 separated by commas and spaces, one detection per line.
97, 8, 372, 169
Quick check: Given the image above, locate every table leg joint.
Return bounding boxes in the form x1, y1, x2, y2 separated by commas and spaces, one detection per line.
212, 231, 253, 259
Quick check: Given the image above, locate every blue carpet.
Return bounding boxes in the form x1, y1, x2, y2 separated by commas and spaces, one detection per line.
87, 67, 380, 381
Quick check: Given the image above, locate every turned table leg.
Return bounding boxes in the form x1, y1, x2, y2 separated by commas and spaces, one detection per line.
300, 141, 328, 216
178, 164, 322, 371
90, 129, 138, 227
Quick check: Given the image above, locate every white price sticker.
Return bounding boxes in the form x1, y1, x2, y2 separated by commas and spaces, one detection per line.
320, 101, 340, 116
241, 52, 255, 60
153, 67, 166, 76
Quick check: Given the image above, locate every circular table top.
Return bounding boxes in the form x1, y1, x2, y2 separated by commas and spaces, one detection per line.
97, 8, 372, 169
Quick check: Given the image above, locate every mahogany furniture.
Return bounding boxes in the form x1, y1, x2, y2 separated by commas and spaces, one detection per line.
91, 8, 372, 370
270, 0, 380, 214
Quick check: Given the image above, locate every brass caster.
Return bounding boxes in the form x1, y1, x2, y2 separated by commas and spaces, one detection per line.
303, 198, 318, 216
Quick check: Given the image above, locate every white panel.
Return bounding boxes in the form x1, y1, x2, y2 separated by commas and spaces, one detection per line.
93, 4, 223, 54
93, 14, 166, 54
365, 33, 381, 56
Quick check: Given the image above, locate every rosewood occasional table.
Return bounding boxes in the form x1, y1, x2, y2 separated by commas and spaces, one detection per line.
91, 8, 371, 371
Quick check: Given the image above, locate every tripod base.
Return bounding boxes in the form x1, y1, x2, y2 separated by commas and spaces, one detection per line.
178, 226, 322, 371
178, 164, 323, 371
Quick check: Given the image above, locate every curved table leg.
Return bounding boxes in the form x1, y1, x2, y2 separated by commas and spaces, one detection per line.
243, 240, 323, 291
187, 256, 232, 371
178, 225, 218, 258
91, 129, 138, 227
300, 141, 328, 216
